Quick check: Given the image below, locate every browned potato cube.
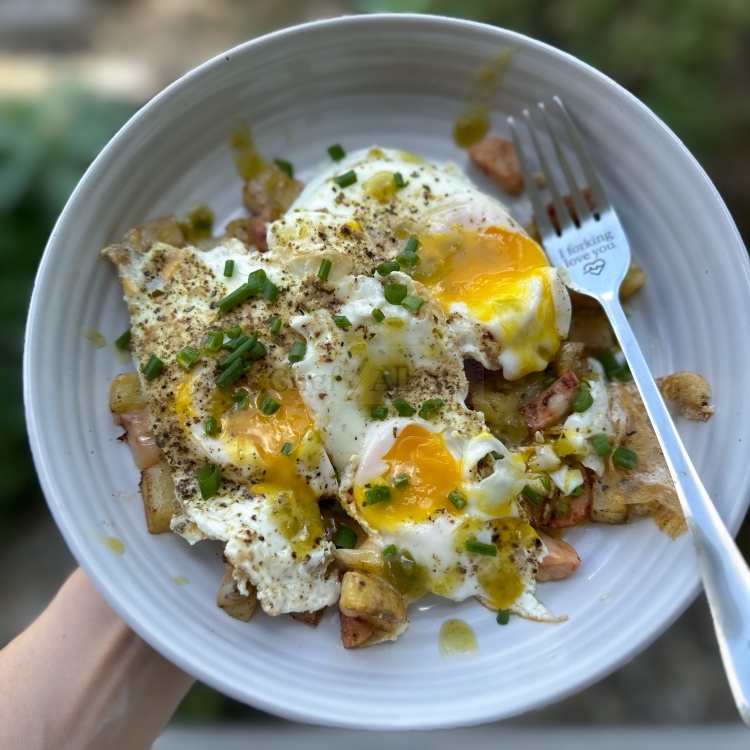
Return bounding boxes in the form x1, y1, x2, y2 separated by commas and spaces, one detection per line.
139, 460, 179, 534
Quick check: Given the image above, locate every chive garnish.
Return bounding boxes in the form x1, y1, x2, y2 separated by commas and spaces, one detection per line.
221, 333, 249, 352
215, 357, 249, 388
217, 282, 254, 314
496, 609, 510, 625
216, 334, 258, 370
334, 170, 357, 188
613, 445, 638, 470
270, 317, 282, 335
328, 144, 346, 161
401, 294, 424, 314
204, 416, 219, 437
201, 330, 224, 353
392, 397, 414, 417
596, 350, 622, 380
522, 485, 544, 505
465, 539, 497, 557
262, 278, 280, 302
176, 346, 199, 371
226, 325, 243, 339
248, 340, 267, 360
394, 473, 410, 489
288, 340, 307, 363
260, 395, 281, 416
274, 158, 294, 177
334, 526, 357, 549
490, 450, 504, 460
364, 484, 391, 506
141, 354, 164, 379
572, 381, 594, 413
371, 405, 388, 420
223, 259, 235, 277
590, 433, 612, 457
371, 308, 385, 322
381, 370, 397, 389
197, 463, 221, 500
448, 489, 467, 510
418, 398, 443, 419
280, 442, 293, 456
382, 543, 398, 557
246, 268, 267, 295
317, 258, 332, 280
384, 283, 408, 305
114, 328, 132, 349
376, 260, 401, 276
333, 315, 352, 330
569, 485, 585, 497
396, 236, 421, 267
232, 389, 249, 410
393, 172, 406, 188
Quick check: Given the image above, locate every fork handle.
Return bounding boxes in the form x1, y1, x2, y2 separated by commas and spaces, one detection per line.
601, 296, 750, 726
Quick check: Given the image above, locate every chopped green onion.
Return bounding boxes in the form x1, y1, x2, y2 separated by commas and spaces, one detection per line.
522, 485, 544, 505
333, 466, 341, 484
221, 333, 249, 352
569, 485, 585, 497
590, 433, 612, 456
328, 144, 346, 161
384, 283, 408, 305
364, 484, 391, 506
540, 474, 552, 492
394, 473, 410, 489
376, 260, 401, 276
401, 294, 424, 314
232, 389, 249, 410
260, 395, 281, 416
448, 489, 467, 510
262, 278, 280, 302
382, 543, 398, 557
141, 354, 164, 379
392, 397, 414, 417
204, 416, 219, 437
274, 158, 294, 177
280, 442, 293, 456
225, 325, 243, 339
596, 350, 621, 379
114, 328, 132, 349
217, 283, 254, 314
465, 539, 497, 557
371, 308, 385, 322
216, 334, 258, 370
490, 450, 504, 460
617, 364, 633, 382
542, 369, 557, 387
176, 346, 200, 371
393, 172, 406, 188
396, 235, 421, 267
613, 445, 638, 470
334, 526, 357, 549
496, 609, 511, 625
572, 381, 594, 413
288, 340, 307, 363
246, 268, 267, 295
418, 398, 443, 419
330, 500, 346, 516
248, 340, 267, 360
334, 170, 357, 188
333, 315, 352, 329
201, 330, 224, 353
371, 405, 388, 420
381, 370, 397, 389
270, 317, 282, 336
198, 463, 221, 500
215, 357, 249, 388
223, 259, 235, 277
317, 258, 332, 280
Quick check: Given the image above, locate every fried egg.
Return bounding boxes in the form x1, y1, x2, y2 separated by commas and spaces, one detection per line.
269, 147, 571, 379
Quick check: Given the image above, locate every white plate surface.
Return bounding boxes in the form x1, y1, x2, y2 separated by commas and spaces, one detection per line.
24, 15, 750, 730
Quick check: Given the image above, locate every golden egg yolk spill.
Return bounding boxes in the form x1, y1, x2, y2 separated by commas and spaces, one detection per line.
357, 424, 463, 532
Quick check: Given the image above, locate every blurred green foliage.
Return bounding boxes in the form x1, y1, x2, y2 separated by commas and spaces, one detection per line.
0, 89, 134, 528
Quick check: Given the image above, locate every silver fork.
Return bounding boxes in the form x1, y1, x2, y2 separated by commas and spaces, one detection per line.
509, 96, 750, 727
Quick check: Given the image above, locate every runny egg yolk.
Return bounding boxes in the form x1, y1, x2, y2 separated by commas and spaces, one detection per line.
357, 424, 463, 532
411, 225, 550, 320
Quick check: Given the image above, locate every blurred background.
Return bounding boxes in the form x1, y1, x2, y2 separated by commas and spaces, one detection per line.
2, 0, 749, 745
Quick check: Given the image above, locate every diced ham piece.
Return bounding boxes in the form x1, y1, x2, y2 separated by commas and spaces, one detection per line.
536, 529, 581, 581
468, 137, 524, 195
521, 371, 580, 431
117, 410, 162, 470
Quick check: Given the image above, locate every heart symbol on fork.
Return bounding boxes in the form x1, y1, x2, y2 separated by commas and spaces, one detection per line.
583, 259, 606, 275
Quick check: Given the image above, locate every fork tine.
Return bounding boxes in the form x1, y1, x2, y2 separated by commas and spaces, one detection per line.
537, 102, 592, 224
552, 96, 610, 213
521, 108, 575, 235
507, 116, 556, 239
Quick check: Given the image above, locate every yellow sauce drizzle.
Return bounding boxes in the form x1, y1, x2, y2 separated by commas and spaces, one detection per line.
439, 619, 478, 656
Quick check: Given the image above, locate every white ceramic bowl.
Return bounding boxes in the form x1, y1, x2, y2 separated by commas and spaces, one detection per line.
25, 14, 750, 729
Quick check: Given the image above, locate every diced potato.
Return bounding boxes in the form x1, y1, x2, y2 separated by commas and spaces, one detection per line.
340, 612, 377, 649
339, 571, 406, 632
139, 460, 179, 534
553, 341, 586, 378
109, 372, 146, 416
333, 547, 384, 575
217, 563, 258, 622
620, 259, 647, 299
123, 215, 186, 254
658, 371, 714, 422
590, 475, 629, 525
290, 609, 326, 627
